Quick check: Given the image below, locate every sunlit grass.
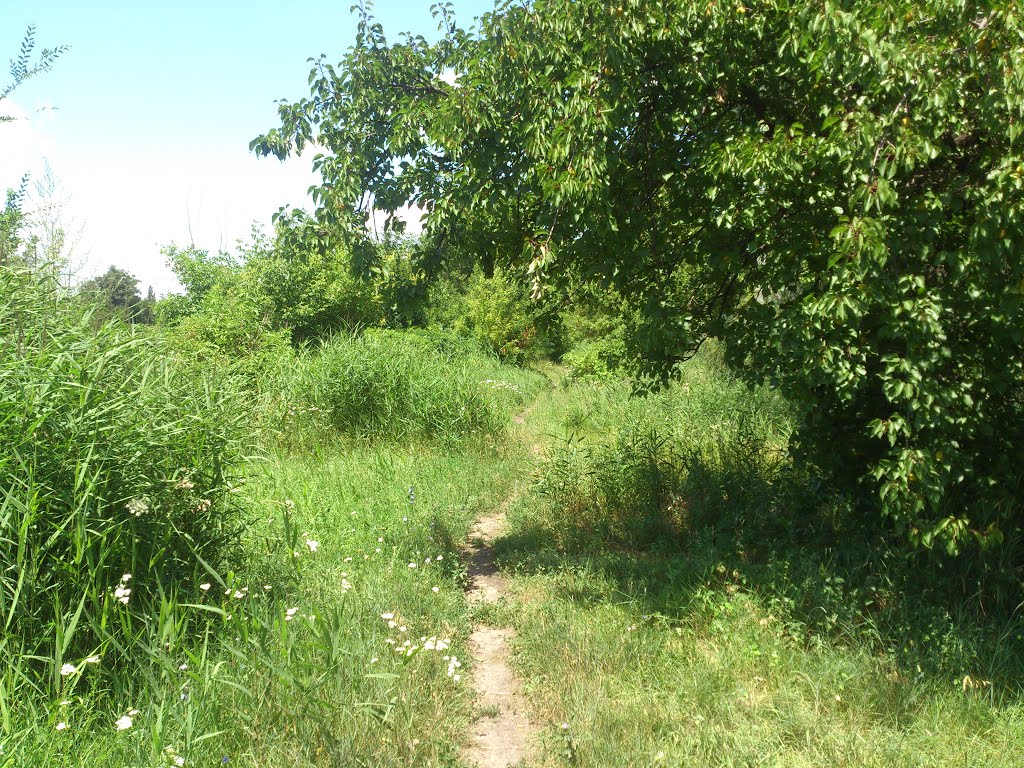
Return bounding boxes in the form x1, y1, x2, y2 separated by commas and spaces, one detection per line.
497, 347, 1024, 767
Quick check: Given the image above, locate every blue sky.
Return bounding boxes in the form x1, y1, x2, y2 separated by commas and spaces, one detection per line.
1, 1, 493, 293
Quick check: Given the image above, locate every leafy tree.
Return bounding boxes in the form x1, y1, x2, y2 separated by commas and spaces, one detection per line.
79, 265, 151, 323
255, 0, 1024, 556
0, 185, 27, 265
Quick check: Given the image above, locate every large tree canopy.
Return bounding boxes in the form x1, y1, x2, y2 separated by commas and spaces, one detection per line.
254, 0, 1024, 554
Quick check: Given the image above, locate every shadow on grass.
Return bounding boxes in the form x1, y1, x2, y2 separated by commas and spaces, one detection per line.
492, 450, 1024, 704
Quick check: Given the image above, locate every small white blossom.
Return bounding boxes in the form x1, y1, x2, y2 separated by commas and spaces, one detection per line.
305, 539, 319, 553
60, 663, 77, 677
126, 498, 148, 517
56, 721, 68, 731
199, 582, 211, 591
114, 714, 133, 731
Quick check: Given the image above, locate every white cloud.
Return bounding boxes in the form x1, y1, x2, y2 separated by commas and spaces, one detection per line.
2, 102, 424, 297
1, 115, 320, 294
60, 147, 321, 294
0, 99, 57, 190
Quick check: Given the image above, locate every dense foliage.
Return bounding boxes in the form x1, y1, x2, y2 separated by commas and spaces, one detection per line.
255, 0, 1024, 556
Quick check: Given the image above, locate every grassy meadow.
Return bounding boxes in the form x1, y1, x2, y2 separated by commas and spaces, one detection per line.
496, 353, 1024, 767
1, 267, 1022, 767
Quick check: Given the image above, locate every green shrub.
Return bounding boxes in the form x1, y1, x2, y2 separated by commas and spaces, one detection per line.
0, 266, 252, 674
427, 267, 549, 363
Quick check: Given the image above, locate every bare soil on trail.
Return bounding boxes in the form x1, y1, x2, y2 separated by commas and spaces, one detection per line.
460, 409, 540, 768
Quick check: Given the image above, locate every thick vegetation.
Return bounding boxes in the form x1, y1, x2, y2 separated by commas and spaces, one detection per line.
255, 0, 1024, 560
2, 5, 1022, 766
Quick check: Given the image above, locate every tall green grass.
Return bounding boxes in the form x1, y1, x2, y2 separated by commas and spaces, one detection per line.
287, 329, 542, 442
1, 266, 548, 764
497, 345, 1024, 766
0, 268, 251, 669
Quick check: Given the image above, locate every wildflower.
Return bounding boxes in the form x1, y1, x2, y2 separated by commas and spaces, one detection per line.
120, 573, 132, 583
375, 548, 382, 553
84, 655, 100, 664
199, 583, 211, 591
285, 607, 300, 621
284, 499, 295, 511
432, 586, 440, 593
126, 498, 148, 517
60, 663, 77, 677
114, 585, 131, 605
179, 663, 188, 671
263, 585, 272, 591
194, 499, 212, 513
232, 589, 246, 599
114, 714, 134, 731
305, 539, 319, 553
388, 620, 397, 628
408, 562, 417, 569
561, 722, 569, 730
59, 700, 70, 706
446, 656, 462, 679
380, 612, 394, 620
377, 537, 384, 543
435, 555, 443, 561
175, 475, 195, 491
370, 657, 379, 664
343, 556, 352, 562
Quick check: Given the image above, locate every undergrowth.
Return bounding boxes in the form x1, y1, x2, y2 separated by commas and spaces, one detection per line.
499, 344, 1024, 767
0, 265, 545, 765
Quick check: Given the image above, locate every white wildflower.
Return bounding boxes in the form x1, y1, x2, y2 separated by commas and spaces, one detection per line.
60, 663, 77, 677
126, 498, 148, 517
114, 714, 133, 731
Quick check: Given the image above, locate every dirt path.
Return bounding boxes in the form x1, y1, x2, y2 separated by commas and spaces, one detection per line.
460, 407, 541, 768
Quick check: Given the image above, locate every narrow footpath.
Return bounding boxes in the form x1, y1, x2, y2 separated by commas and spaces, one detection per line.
460, 409, 540, 768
